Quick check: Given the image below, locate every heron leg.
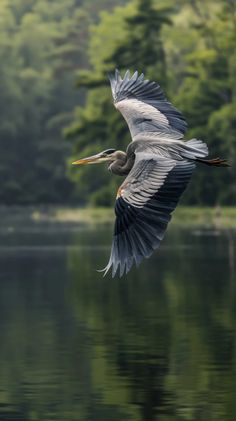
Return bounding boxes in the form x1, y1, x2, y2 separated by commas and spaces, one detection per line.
196, 157, 230, 167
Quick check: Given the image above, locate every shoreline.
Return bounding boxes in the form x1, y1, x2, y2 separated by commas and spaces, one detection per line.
0, 205, 235, 228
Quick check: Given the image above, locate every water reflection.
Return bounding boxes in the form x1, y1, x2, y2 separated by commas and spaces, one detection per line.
0, 217, 235, 420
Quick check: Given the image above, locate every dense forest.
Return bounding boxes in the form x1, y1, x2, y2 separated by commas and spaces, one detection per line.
0, 0, 235, 206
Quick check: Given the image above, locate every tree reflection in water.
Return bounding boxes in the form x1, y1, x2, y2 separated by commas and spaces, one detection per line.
0, 224, 235, 421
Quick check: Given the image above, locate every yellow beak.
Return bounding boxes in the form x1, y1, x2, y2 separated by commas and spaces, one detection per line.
72, 153, 110, 165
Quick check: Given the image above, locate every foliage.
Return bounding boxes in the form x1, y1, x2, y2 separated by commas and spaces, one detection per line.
0, 0, 235, 205
0, 0, 86, 203
68, 0, 235, 207
68, 0, 172, 205
0, 0, 125, 204
163, 0, 236, 205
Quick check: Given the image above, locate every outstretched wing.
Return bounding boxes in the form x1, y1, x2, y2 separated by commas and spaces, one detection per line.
109, 69, 187, 140
102, 157, 195, 277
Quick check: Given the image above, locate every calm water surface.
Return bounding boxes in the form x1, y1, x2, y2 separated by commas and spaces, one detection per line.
0, 211, 235, 421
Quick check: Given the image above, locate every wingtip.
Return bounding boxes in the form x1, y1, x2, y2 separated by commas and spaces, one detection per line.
110, 68, 141, 82
108, 71, 114, 82
115, 68, 122, 82
97, 253, 115, 277
131, 70, 138, 80
97, 265, 110, 277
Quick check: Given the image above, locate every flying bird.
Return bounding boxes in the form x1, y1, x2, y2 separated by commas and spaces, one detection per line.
72, 70, 229, 277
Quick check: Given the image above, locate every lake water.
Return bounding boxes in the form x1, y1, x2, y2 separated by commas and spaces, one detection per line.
0, 211, 235, 421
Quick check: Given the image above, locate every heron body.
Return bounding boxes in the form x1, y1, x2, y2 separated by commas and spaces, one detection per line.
72, 70, 229, 277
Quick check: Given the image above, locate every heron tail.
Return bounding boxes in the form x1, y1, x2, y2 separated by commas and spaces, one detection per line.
196, 157, 230, 167
180, 138, 208, 160
186, 139, 208, 157
184, 139, 229, 166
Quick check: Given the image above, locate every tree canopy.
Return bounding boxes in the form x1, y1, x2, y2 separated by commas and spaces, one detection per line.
0, 0, 234, 205
68, 0, 235, 206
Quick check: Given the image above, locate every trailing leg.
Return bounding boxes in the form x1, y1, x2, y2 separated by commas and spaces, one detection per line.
196, 157, 230, 167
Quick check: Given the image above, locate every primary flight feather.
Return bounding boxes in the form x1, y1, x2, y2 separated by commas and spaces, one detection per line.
72, 70, 229, 277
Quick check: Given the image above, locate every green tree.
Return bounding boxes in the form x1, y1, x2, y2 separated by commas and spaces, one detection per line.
0, 0, 125, 205
68, 0, 172, 206
164, 0, 235, 205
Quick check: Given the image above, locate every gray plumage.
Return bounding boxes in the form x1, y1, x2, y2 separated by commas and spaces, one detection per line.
109, 69, 187, 139
73, 69, 229, 277
101, 69, 211, 277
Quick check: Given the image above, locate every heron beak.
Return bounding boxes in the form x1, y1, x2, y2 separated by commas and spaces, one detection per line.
72, 153, 110, 165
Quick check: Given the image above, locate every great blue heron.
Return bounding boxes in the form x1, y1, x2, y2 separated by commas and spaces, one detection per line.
72, 70, 229, 277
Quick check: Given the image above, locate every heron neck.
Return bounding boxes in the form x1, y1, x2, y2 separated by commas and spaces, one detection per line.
109, 154, 134, 176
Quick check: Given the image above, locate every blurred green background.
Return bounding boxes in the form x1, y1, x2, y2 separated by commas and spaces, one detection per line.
0, 3, 236, 419
0, 0, 235, 207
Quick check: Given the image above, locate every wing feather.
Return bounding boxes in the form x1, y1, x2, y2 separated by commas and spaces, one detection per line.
102, 160, 195, 277
109, 69, 187, 140
118, 153, 176, 208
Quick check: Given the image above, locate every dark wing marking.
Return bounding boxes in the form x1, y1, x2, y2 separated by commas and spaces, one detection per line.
102, 160, 195, 277
109, 69, 187, 140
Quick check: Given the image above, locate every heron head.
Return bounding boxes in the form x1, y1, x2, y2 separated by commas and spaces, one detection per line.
72, 149, 117, 166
